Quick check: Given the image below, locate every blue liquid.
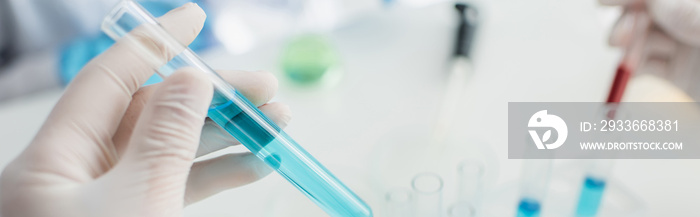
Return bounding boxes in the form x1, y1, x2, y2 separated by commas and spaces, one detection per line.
516, 198, 541, 217
100, 2, 369, 216
207, 90, 372, 217
575, 176, 606, 217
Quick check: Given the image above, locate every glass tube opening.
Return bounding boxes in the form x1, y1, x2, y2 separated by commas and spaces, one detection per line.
101, 0, 192, 77
412, 172, 444, 194
457, 160, 484, 178
448, 204, 476, 217
102, 1, 157, 39
412, 172, 444, 217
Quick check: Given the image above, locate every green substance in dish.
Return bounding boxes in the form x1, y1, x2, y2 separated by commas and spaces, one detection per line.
281, 34, 339, 85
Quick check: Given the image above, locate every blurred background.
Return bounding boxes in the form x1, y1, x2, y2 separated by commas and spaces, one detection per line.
1, 0, 699, 216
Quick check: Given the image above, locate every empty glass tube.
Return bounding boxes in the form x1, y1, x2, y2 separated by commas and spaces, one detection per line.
516, 159, 552, 217
456, 160, 485, 207
412, 173, 444, 217
101, 1, 371, 216
385, 189, 414, 217
448, 160, 483, 217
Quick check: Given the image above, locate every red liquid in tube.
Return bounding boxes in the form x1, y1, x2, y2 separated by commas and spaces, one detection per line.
606, 64, 631, 103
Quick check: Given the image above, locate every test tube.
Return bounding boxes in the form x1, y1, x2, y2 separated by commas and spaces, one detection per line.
412, 173, 444, 217
575, 159, 614, 217
456, 160, 484, 209
516, 159, 552, 217
100, 2, 372, 216
448, 160, 483, 217
573, 105, 619, 217
385, 189, 414, 217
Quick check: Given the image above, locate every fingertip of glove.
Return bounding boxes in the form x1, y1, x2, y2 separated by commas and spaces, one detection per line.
158, 2, 207, 45
261, 102, 292, 128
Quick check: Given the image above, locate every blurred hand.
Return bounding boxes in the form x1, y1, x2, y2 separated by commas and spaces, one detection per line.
0, 3, 290, 217
601, 0, 700, 99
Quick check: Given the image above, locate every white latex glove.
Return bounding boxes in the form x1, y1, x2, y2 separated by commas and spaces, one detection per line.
601, 0, 700, 100
0, 3, 291, 217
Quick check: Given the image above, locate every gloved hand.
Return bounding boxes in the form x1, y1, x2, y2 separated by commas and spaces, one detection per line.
601, 0, 700, 99
0, 3, 291, 217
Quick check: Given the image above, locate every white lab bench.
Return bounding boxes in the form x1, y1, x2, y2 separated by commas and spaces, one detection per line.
1, 0, 699, 216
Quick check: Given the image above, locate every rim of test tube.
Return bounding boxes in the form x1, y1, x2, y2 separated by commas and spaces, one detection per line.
102, 1, 157, 40
448, 203, 476, 217
458, 159, 485, 178
411, 172, 444, 194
